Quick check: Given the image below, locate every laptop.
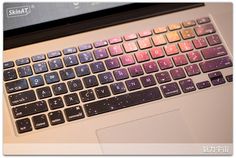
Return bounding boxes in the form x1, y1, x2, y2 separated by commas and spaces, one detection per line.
3, 2, 233, 155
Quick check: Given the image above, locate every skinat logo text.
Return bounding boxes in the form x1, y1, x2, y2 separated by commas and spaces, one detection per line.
6, 5, 31, 18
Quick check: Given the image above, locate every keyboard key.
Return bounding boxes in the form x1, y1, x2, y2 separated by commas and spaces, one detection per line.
206, 34, 221, 46
79, 89, 95, 102
208, 71, 226, 86
110, 82, 126, 95
32, 54, 46, 62
64, 106, 85, 122
226, 74, 233, 82
109, 36, 123, 44
16, 57, 30, 66
4, 69, 17, 81
29, 75, 44, 88
93, 48, 109, 60
75, 65, 90, 77
47, 50, 62, 58
192, 37, 208, 49
168, 23, 182, 31
166, 31, 181, 43
182, 20, 196, 28
113, 68, 129, 81
59, 68, 75, 81
153, 26, 167, 34
44, 72, 60, 84
140, 75, 156, 87
90, 61, 106, 73
48, 110, 65, 126
201, 45, 227, 59
33, 62, 48, 74
5, 79, 28, 93
149, 47, 165, 59
124, 33, 138, 41
137, 38, 152, 49
48, 58, 63, 70
157, 58, 173, 70
199, 56, 232, 73
108, 45, 123, 56
180, 28, 195, 39
128, 65, 144, 77
125, 78, 141, 91
3, 61, 14, 69
184, 64, 201, 76
138, 30, 152, 37
18, 65, 33, 77
143, 61, 159, 73
160, 82, 181, 97
178, 40, 194, 52
78, 51, 94, 64
155, 71, 172, 84
78, 43, 92, 51
152, 34, 167, 46
52, 83, 68, 95
94, 40, 108, 48
123, 42, 138, 53
12, 100, 48, 119
135, 51, 150, 63
83, 75, 99, 88
32, 114, 49, 130
179, 78, 196, 93
164, 44, 179, 55
64, 93, 80, 106
105, 58, 120, 70
48, 97, 64, 110
15, 118, 32, 134
8, 90, 36, 106
63, 47, 77, 55
170, 67, 186, 80
197, 17, 210, 24
172, 54, 188, 66
98, 72, 114, 84
120, 54, 135, 66
36, 87, 52, 99
95, 86, 111, 98
196, 81, 211, 89
194, 23, 215, 36
67, 79, 83, 92
84, 87, 162, 117
63, 55, 79, 67
187, 51, 202, 63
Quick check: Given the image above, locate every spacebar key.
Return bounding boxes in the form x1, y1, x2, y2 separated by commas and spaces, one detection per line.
84, 87, 162, 117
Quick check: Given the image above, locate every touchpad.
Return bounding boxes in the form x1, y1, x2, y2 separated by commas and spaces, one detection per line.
96, 109, 193, 144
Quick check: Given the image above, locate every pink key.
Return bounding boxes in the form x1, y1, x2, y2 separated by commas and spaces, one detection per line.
178, 40, 194, 52
164, 44, 179, 56
124, 33, 137, 41
120, 54, 135, 66
135, 51, 150, 63
187, 51, 202, 63
172, 54, 188, 66
109, 37, 123, 44
153, 26, 167, 34
152, 35, 167, 46
123, 42, 138, 53
138, 30, 152, 37
108, 45, 123, 56
149, 47, 164, 59
137, 38, 152, 49
192, 37, 208, 49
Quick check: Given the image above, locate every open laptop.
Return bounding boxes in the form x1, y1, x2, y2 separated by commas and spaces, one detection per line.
3, 2, 233, 155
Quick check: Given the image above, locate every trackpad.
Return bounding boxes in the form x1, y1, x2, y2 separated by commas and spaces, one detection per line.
96, 110, 193, 144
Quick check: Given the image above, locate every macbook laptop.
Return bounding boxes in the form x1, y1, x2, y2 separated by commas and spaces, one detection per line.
3, 2, 233, 155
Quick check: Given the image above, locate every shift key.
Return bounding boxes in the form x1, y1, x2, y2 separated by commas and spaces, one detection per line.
8, 90, 36, 106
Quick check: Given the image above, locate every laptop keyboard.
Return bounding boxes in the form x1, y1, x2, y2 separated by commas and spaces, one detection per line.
3, 16, 233, 134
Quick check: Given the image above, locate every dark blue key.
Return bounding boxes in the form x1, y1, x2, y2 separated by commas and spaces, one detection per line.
5, 79, 29, 93
44, 72, 60, 84
93, 48, 109, 60
208, 71, 226, 86
79, 43, 92, 51
8, 90, 36, 106
83, 75, 99, 88
170, 67, 186, 80
4, 69, 17, 81
95, 86, 111, 98
16, 57, 30, 66
48, 97, 64, 110
98, 72, 114, 84
75, 65, 90, 77
128, 65, 144, 77
59, 68, 75, 81
94, 40, 108, 48
48, 58, 63, 70
179, 78, 196, 93
79, 89, 95, 102
31, 54, 46, 62
36, 87, 52, 99
90, 61, 106, 73
29, 75, 44, 88
155, 71, 172, 84
226, 74, 233, 82
78, 52, 93, 63
143, 61, 159, 73
63, 55, 79, 67
160, 82, 181, 97
64, 93, 80, 106
15, 118, 32, 133
52, 83, 68, 95
64, 106, 85, 122
3, 61, 14, 69
47, 50, 61, 58
105, 58, 120, 70
67, 79, 83, 92
32, 114, 49, 129
33, 62, 48, 74
110, 82, 126, 95
113, 68, 129, 81
63, 47, 77, 55
48, 110, 65, 126
18, 65, 33, 77
125, 78, 141, 91
196, 81, 211, 89
140, 75, 156, 87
